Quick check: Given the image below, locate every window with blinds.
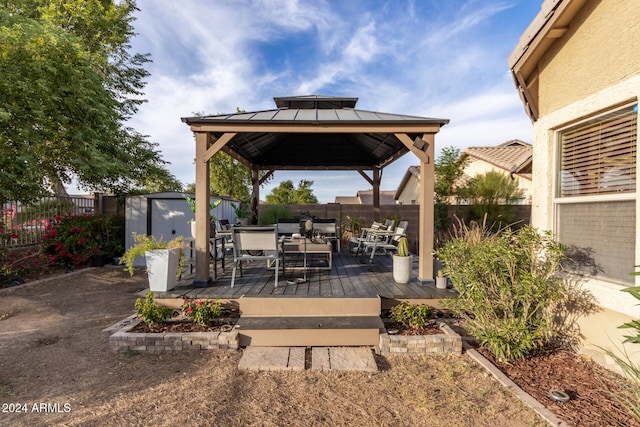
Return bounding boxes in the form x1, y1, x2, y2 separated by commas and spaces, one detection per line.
559, 105, 637, 197
557, 201, 635, 284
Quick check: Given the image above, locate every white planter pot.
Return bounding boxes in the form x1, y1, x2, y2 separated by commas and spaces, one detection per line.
145, 248, 180, 292
392, 254, 413, 284
190, 221, 197, 239
436, 277, 448, 289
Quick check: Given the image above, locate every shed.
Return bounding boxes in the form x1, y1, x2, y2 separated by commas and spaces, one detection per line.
124, 192, 235, 266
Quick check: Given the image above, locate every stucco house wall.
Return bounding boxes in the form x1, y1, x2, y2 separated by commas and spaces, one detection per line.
396, 176, 420, 205
513, 0, 640, 371
538, 0, 640, 116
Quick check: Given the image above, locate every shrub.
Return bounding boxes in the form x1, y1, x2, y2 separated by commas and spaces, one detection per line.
120, 233, 184, 277
181, 298, 222, 325
259, 205, 294, 225
619, 270, 640, 343
39, 214, 124, 268
0, 249, 51, 287
437, 219, 567, 362
390, 301, 430, 328
135, 292, 173, 325
341, 215, 363, 243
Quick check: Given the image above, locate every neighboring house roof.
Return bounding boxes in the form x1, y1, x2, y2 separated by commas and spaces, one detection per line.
334, 196, 360, 204
508, 0, 586, 121
464, 139, 533, 180
335, 190, 396, 205
395, 140, 533, 200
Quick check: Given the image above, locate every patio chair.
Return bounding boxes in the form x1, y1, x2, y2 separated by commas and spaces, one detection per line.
360, 221, 408, 263
211, 219, 234, 271
277, 219, 301, 237
231, 225, 282, 288
312, 218, 340, 252
349, 220, 392, 257
216, 219, 230, 231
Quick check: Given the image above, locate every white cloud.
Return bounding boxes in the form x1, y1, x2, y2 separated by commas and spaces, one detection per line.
93, 0, 538, 201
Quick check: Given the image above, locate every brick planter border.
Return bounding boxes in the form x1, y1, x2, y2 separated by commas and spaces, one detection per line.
103, 314, 239, 353
377, 322, 462, 356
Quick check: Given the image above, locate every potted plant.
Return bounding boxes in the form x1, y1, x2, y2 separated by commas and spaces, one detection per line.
230, 201, 251, 226
435, 269, 448, 289
392, 236, 412, 284
185, 196, 221, 238
120, 233, 185, 292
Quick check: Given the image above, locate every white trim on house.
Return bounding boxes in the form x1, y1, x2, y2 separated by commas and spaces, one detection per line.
533, 76, 640, 317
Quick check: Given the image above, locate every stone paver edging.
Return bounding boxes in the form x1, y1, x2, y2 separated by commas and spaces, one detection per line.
378, 322, 462, 356
464, 342, 567, 427
103, 315, 239, 353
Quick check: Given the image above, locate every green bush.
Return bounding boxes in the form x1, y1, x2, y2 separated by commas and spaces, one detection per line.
390, 301, 430, 328
135, 292, 173, 325
0, 250, 50, 287
259, 205, 294, 225
181, 298, 222, 325
619, 269, 640, 343
39, 214, 124, 268
120, 233, 184, 277
437, 220, 567, 362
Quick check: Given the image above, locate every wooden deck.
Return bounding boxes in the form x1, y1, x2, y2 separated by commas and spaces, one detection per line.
157, 250, 456, 301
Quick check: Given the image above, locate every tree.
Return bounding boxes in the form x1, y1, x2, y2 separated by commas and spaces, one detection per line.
265, 180, 318, 204
209, 152, 252, 201
434, 147, 469, 231
435, 147, 469, 203
459, 171, 524, 229
129, 166, 183, 194
0, 1, 167, 201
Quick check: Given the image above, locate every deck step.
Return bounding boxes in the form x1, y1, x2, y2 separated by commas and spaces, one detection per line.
239, 296, 381, 317
237, 316, 384, 347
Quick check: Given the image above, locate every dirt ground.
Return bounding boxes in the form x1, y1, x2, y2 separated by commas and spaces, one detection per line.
0, 268, 548, 427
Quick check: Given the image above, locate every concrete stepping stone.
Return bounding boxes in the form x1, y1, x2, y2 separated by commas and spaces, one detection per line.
312, 347, 377, 372
238, 347, 305, 371
239, 346, 378, 372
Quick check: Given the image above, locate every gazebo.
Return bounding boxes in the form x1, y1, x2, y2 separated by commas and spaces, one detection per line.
181, 95, 448, 287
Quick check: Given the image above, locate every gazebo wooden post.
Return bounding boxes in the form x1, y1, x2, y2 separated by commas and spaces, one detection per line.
194, 131, 211, 287
372, 167, 380, 219
394, 132, 437, 286
251, 166, 260, 224
417, 133, 435, 285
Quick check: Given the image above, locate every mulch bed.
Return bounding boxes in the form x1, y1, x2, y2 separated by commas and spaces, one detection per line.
478, 346, 639, 426
387, 322, 443, 335
131, 308, 239, 333
383, 307, 457, 335
131, 319, 236, 333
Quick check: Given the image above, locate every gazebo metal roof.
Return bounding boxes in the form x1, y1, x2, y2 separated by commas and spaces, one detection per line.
182, 96, 449, 170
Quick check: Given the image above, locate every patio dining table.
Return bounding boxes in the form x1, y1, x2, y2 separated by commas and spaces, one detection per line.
281, 236, 333, 283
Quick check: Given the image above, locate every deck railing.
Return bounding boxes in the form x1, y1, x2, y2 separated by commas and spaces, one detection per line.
1, 196, 96, 247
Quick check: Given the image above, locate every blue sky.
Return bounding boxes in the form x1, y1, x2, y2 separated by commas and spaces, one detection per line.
123, 0, 540, 203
